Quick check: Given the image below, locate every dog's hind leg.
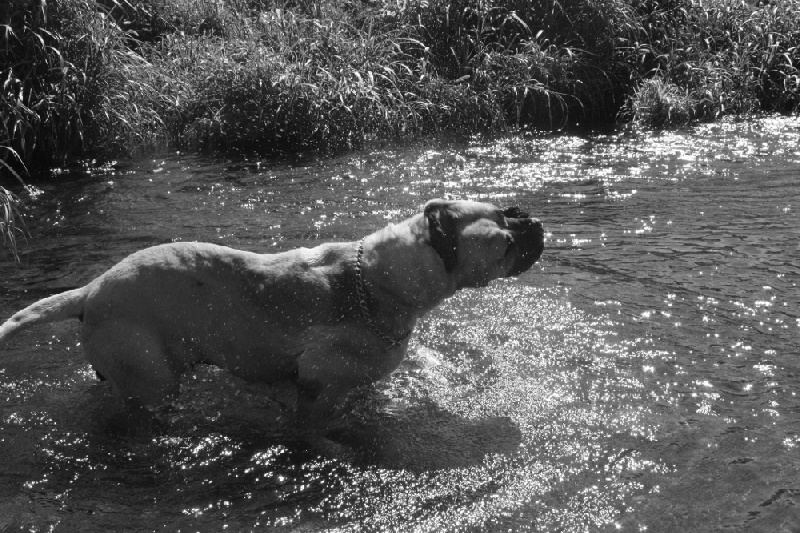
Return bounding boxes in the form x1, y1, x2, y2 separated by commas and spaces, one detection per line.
82, 321, 181, 408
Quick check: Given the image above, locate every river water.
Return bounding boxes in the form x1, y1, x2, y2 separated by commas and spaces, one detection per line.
1, 116, 798, 532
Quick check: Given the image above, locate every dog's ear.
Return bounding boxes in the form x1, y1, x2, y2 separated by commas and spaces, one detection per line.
424, 199, 459, 271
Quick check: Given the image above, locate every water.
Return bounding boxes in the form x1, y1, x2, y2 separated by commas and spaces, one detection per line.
1, 116, 799, 532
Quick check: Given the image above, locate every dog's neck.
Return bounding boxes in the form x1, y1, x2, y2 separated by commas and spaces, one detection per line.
352, 220, 456, 347
354, 238, 411, 348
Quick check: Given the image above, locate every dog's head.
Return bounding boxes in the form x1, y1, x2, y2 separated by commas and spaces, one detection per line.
424, 199, 544, 288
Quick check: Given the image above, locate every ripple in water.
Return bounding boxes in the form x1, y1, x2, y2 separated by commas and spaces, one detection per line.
1, 116, 799, 531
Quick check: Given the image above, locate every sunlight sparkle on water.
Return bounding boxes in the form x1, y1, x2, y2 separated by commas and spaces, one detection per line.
2, 116, 800, 532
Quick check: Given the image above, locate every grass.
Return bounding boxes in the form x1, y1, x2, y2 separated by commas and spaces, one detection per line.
1, 0, 798, 258
626, 77, 694, 128
0, 187, 24, 262
620, 0, 800, 127
0, 148, 28, 261
0, 0, 800, 162
0, 0, 166, 168
0, 0, 798, 166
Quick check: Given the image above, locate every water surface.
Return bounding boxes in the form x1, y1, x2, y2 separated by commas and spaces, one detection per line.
1, 116, 799, 531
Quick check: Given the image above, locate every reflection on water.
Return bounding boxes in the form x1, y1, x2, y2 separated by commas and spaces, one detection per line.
1, 116, 799, 532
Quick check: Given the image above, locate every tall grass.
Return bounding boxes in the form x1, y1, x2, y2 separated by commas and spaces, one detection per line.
621, 0, 800, 127
0, 0, 799, 168
0, 148, 28, 261
0, 186, 19, 260
0, 0, 167, 173
627, 77, 694, 128
157, 8, 436, 153
2, 0, 798, 258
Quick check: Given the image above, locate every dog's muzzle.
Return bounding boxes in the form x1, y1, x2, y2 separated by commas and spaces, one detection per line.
504, 209, 545, 276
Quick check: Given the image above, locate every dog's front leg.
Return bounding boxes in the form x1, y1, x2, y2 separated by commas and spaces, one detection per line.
295, 385, 355, 457
293, 345, 380, 456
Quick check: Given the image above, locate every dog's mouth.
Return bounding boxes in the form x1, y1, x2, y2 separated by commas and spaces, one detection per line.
505, 216, 544, 277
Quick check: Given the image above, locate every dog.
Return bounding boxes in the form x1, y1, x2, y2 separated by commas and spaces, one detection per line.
1, 199, 544, 444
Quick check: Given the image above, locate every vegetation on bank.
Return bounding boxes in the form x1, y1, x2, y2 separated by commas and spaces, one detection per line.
0, 0, 797, 259
1, 0, 799, 175
1, 151, 27, 260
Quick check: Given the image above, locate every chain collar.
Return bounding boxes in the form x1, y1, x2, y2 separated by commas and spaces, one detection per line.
354, 239, 411, 348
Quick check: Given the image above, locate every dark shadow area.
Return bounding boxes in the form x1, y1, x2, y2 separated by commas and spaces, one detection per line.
71, 371, 523, 475
332, 402, 523, 471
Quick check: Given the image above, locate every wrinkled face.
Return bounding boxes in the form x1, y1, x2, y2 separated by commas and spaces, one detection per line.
425, 199, 545, 288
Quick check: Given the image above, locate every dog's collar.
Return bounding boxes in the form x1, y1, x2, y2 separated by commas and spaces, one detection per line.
354, 239, 411, 348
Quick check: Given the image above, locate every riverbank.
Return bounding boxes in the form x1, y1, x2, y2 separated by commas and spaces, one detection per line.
1, 0, 799, 176
1, 0, 797, 258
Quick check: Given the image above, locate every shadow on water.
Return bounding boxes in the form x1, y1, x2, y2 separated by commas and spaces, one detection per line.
333, 407, 522, 472
1, 116, 800, 531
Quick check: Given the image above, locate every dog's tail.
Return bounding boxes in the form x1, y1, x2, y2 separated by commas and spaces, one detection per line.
0, 287, 87, 343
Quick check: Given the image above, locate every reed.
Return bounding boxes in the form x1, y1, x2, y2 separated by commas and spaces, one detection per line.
0, 187, 24, 262
156, 7, 435, 153
0, 0, 798, 172
627, 77, 694, 128
0, 0, 167, 174
0, 148, 28, 261
3, 0, 798, 257
623, 0, 800, 125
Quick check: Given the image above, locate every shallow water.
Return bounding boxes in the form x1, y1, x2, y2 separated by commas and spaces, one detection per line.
1, 116, 799, 532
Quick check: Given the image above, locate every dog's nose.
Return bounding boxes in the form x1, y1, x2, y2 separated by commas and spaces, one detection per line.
503, 206, 530, 219
523, 217, 543, 230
